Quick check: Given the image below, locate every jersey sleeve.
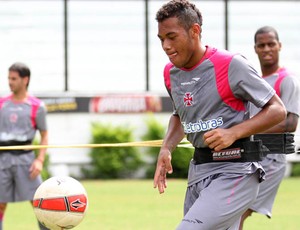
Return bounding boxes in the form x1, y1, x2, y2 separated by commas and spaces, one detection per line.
228, 55, 275, 108
280, 75, 300, 116
163, 63, 178, 115
36, 102, 48, 131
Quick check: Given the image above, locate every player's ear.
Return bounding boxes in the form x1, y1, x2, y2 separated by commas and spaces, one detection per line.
25, 76, 29, 83
278, 41, 282, 51
190, 23, 201, 39
254, 45, 258, 54
23, 76, 30, 88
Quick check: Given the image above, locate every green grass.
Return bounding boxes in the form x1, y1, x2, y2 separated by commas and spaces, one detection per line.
4, 178, 300, 230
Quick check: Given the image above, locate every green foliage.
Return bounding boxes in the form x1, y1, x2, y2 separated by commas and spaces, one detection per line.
33, 139, 51, 180
291, 162, 300, 177
141, 114, 166, 178
82, 122, 144, 179
168, 146, 194, 178
141, 114, 193, 178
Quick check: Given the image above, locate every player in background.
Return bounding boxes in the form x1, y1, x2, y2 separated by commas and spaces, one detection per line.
239, 26, 300, 229
0, 62, 49, 230
153, 1, 287, 229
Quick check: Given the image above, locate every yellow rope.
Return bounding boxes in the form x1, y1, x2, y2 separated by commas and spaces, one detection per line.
0, 139, 193, 150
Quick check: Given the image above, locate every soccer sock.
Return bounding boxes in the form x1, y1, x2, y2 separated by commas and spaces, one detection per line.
38, 220, 49, 230
0, 212, 3, 230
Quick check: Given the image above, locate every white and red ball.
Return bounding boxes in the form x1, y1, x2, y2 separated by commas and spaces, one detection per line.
33, 176, 88, 230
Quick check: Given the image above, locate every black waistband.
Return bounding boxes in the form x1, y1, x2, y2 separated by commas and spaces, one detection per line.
0, 140, 32, 146
0, 150, 32, 155
0, 140, 32, 154
253, 133, 295, 154
193, 138, 265, 164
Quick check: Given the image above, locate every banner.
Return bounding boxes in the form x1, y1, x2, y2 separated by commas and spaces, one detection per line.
38, 94, 172, 113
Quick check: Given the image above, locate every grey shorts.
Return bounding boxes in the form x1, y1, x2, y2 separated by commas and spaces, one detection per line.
250, 157, 286, 217
0, 164, 42, 202
176, 171, 260, 230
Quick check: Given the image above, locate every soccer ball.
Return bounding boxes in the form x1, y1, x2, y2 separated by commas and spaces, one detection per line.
33, 176, 88, 230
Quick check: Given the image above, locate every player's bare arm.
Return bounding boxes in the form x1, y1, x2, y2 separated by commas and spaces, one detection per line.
29, 130, 48, 179
204, 95, 286, 151
262, 112, 298, 133
153, 115, 185, 194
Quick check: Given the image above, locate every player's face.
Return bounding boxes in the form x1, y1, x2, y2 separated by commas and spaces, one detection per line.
254, 32, 281, 69
157, 17, 198, 69
8, 70, 28, 94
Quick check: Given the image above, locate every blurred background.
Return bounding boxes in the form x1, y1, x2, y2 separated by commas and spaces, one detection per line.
0, 0, 299, 178
1, 0, 299, 94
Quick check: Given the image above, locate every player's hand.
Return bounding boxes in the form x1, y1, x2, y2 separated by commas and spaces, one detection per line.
203, 128, 236, 151
153, 148, 173, 194
29, 159, 43, 180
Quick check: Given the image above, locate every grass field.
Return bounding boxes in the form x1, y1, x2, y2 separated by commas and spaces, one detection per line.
4, 178, 300, 230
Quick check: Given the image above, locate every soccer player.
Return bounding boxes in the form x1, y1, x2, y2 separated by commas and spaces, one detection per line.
239, 26, 300, 229
0, 62, 49, 230
153, 1, 287, 229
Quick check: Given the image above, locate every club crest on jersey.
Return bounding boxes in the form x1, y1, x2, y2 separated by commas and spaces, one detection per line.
9, 113, 18, 123
184, 92, 193, 106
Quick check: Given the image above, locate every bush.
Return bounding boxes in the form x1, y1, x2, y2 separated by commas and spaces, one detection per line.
168, 146, 194, 178
141, 114, 193, 178
291, 162, 300, 177
82, 122, 144, 179
141, 114, 166, 178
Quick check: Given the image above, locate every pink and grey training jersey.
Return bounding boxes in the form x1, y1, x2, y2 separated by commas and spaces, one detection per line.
0, 95, 47, 146
164, 46, 275, 148
250, 67, 300, 117
249, 67, 300, 162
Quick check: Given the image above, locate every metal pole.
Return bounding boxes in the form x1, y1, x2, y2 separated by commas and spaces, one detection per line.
145, 0, 149, 91
224, 0, 229, 50
64, 0, 69, 91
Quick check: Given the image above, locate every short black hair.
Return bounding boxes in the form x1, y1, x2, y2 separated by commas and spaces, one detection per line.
254, 26, 279, 43
9, 62, 31, 87
156, 0, 203, 31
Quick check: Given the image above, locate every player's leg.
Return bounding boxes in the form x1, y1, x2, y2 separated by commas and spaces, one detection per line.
176, 171, 260, 230
239, 209, 253, 230
14, 165, 49, 230
239, 157, 286, 230
0, 203, 7, 230
228, 216, 242, 230
29, 201, 50, 230
0, 166, 15, 230
249, 158, 286, 217
14, 164, 42, 201
37, 221, 49, 230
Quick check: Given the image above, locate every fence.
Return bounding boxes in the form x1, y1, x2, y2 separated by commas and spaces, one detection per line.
0, 0, 299, 94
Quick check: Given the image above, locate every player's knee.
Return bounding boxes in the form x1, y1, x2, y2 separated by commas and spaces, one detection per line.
0, 203, 7, 213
